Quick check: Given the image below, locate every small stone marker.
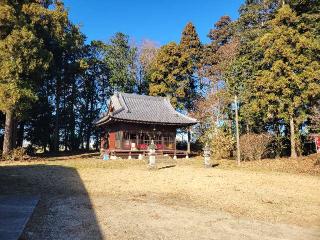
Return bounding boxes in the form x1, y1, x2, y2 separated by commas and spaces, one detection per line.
203, 144, 211, 168
148, 140, 156, 168
103, 150, 109, 161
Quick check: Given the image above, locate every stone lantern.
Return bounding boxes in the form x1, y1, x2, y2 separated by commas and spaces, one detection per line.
203, 144, 211, 168
148, 140, 156, 167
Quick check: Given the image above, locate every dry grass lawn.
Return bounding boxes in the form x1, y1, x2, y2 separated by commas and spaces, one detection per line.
0, 153, 319, 239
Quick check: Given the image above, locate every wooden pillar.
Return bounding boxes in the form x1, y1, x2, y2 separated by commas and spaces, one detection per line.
187, 126, 191, 154
161, 135, 164, 150
100, 133, 106, 155
119, 131, 123, 150
174, 130, 177, 159
136, 134, 139, 146
314, 135, 320, 153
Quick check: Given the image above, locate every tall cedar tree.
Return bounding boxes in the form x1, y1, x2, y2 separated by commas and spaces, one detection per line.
104, 32, 137, 93
232, 0, 320, 132
249, 5, 320, 158
228, 0, 276, 132
179, 22, 202, 109
149, 42, 193, 110
206, 16, 236, 83
25, 2, 85, 152
78, 41, 109, 150
0, 1, 52, 155
180, 22, 202, 70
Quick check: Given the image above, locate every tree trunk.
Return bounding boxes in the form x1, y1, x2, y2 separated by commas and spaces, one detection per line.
235, 95, 241, 165
290, 116, 298, 158
187, 127, 191, 154
16, 121, 25, 147
275, 123, 281, 158
86, 95, 95, 151
3, 109, 14, 156
78, 121, 84, 150
85, 127, 91, 151
69, 82, 77, 151
53, 91, 60, 152
53, 75, 61, 152
11, 118, 17, 149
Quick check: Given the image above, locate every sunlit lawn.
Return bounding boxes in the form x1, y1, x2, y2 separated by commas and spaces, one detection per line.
1, 153, 319, 239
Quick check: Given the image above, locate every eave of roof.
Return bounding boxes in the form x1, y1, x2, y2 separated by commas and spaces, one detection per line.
96, 116, 197, 127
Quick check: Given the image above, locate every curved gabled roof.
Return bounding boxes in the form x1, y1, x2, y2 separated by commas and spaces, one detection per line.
95, 92, 197, 126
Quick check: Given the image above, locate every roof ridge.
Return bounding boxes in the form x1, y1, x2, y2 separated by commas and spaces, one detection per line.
118, 92, 129, 112
120, 92, 166, 100
163, 98, 176, 112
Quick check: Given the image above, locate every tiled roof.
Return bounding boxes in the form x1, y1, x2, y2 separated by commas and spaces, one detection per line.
95, 92, 197, 126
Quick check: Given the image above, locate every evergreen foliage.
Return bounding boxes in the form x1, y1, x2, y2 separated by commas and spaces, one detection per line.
104, 32, 137, 93
0, 0, 319, 158
149, 42, 193, 110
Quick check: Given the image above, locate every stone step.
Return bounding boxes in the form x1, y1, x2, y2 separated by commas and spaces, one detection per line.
0, 195, 39, 240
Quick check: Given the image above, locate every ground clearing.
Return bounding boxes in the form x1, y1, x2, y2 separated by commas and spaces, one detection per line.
0, 154, 319, 239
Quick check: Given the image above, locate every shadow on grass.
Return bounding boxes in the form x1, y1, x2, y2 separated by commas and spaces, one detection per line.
35, 150, 100, 159
158, 165, 176, 170
212, 163, 220, 168
0, 164, 103, 240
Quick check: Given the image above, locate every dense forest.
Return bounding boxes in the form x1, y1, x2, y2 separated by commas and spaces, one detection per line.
0, 0, 319, 159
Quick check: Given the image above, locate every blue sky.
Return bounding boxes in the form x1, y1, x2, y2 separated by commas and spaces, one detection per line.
64, 0, 244, 45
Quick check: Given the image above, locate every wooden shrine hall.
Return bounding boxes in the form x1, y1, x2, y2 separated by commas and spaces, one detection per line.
95, 92, 197, 158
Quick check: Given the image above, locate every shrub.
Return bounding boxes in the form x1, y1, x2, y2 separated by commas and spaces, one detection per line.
25, 144, 35, 156
201, 126, 234, 160
2, 147, 28, 161
240, 133, 272, 161
267, 135, 290, 158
